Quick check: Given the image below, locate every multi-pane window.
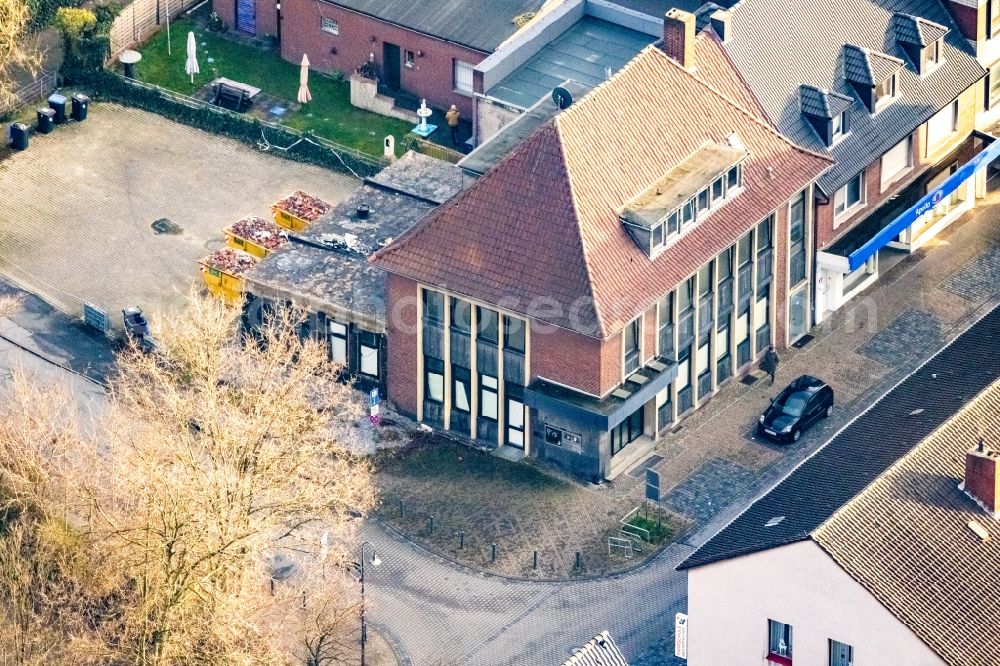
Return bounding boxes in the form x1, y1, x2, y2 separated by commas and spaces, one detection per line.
658, 293, 674, 358
423, 289, 445, 323
454, 60, 474, 93
768, 620, 793, 659
624, 318, 641, 375
789, 191, 807, 286
477, 306, 498, 343
479, 374, 498, 421
829, 639, 853, 666
610, 407, 643, 456
649, 165, 743, 251
503, 315, 525, 353
425, 357, 445, 403
452, 366, 471, 413
327, 320, 347, 364
834, 171, 865, 220
921, 39, 941, 71
359, 331, 379, 377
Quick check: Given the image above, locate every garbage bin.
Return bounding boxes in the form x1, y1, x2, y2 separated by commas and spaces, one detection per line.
9, 123, 29, 151
71, 93, 90, 122
36, 107, 55, 134
48, 93, 67, 123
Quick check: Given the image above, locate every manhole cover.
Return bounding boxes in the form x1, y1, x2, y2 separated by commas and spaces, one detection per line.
151, 218, 183, 235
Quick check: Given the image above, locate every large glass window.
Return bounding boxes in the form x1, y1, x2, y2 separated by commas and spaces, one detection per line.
658, 293, 673, 357
503, 315, 525, 352
423, 289, 445, 323
679, 278, 694, 313
757, 216, 773, 252
624, 318, 641, 375
453, 366, 471, 413
737, 231, 753, 267
506, 384, 525, 449
451, 298, 471, 332
610, 407, 644, 456
829, 639, 853, 666
789, 191, 807, 286
698, 264, 713, 299
768, 620, 793, 659
477, 306, 498, 343
718, 247, 733, 283
359, 331, 379, 377
425, 357, 444, 403
834, 171, 865, 220
479, 374, 498, 421
327, 320, 347, 364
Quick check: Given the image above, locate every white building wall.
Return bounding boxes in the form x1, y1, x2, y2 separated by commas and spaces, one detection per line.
686, 540, 946, 666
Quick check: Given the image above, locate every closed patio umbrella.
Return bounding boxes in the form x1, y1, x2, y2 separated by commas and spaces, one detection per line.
185, 31, 199, 84
297, 54, 312, 104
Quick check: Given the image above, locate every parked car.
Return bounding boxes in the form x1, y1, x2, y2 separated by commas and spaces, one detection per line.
757, 375, 834, 443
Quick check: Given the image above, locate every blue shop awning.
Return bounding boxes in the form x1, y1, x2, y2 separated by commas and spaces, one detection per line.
840, 131, 1000, 272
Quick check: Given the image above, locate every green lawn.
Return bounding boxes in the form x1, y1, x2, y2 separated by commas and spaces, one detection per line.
134, 18, 414, 156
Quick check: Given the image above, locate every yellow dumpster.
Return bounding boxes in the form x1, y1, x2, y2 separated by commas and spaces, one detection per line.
199, 249, 258, 305
271, 190, 332, 232
224, 215, 288, 259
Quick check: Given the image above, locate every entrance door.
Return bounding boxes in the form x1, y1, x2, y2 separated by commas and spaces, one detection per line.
236, 0, 257, 34
788, 287, 808, 342
506, 396, 525, 449
382, 43, 401, 91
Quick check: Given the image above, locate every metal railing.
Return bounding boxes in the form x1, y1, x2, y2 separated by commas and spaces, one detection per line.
5, 71, 57, 112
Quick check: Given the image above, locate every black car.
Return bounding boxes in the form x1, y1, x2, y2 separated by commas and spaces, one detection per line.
757, 375, 834, 443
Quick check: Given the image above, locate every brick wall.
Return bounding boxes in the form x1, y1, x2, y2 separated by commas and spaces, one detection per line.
816, 84, 980, 250
385, 273, 418, 417
212, 0, 276, 37
529, 323, 604, 396
278, 0, 485, 117
941, 0, 981, 41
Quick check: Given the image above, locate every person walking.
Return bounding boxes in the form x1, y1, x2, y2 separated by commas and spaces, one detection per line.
760, 345, 780, 385
445, 104, 461, 145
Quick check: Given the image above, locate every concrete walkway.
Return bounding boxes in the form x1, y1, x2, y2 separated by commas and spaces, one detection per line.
362, 189, 1000, 665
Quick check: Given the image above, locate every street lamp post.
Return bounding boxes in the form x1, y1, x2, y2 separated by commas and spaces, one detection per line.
359, 540, 381, 666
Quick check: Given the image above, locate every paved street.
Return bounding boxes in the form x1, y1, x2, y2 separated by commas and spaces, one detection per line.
0, 103, 358, 331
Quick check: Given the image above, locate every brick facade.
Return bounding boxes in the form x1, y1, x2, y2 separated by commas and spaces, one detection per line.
212, 0, 277, 38
277, 0, 485, 117
942, 0, 981, 41
815, 85, 980, 250
385, 272, 418, 417
527, 323, 604, 396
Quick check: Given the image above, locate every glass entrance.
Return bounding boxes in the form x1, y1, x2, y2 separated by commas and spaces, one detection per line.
788, 287, 808, 342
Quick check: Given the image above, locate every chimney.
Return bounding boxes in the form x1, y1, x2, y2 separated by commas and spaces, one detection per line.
663, 8, 696, 70
963, 438, 1000, 518
709, 9, 731, 42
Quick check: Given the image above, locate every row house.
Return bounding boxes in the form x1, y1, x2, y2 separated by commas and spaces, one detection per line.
942, 0, 1000, 125
677, 0, 991, 328
372, 45, 831, 482
680, 307, 1000, 666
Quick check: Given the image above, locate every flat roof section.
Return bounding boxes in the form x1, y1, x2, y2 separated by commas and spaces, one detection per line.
486, 16, 656, 109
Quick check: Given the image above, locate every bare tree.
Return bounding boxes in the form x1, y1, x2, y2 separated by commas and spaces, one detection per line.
0, 0, 40, 111
0, 295, 377, 665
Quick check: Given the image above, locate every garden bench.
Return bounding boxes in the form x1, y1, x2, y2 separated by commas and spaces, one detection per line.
211, 78, 260, 112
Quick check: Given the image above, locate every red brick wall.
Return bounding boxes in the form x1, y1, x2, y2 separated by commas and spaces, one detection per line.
385, 273, 419, 417
599, 332, 623, 396
278, 0, 485, 117
942, 0, 980, 40
529, 323, 605, 397
212, 0, 276, 37
965, 450, 999, 513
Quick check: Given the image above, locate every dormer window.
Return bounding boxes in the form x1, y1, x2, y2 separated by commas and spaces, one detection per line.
832, 109, 849, 140
921, 39, 941, 70
619, 144, 747, 258
893, 13, 948, 76
873, 72, 898, 109
800, 84, 853, 146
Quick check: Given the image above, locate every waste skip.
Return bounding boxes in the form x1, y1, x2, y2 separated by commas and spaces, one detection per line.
9, 123, 28, 151
48, 93, 67, 123
36, 107, 55, 134
71, 93, 90, 122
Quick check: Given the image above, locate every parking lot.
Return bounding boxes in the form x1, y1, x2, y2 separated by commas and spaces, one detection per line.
0, 103, 358, 330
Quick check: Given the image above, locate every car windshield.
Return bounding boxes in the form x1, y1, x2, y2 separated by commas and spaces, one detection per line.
774, 391, 809, 417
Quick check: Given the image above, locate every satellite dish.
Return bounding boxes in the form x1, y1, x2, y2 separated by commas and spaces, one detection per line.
552, 86, 573, 110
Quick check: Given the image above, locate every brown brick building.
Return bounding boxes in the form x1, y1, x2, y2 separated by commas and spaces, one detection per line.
372, 43, 831, 482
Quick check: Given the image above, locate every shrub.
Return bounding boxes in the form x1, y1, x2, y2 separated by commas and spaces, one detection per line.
54, 6, 96, 38
26, 0, 80, 33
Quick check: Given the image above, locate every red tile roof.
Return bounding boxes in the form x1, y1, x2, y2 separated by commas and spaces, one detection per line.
372, 46, 831, 339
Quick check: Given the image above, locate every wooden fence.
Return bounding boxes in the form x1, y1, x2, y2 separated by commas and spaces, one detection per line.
108, 0, 200, 62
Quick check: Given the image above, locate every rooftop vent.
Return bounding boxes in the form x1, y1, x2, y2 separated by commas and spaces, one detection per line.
962, 438, 1000, 518
765, 516, 785, 528
356, 203, 370, 219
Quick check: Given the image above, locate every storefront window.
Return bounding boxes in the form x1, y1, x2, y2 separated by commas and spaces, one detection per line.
610, 407, 644, 456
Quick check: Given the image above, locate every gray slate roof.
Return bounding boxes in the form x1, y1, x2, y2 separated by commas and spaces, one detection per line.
720, 0, 985, 193
843, 43, 903, 85
680, 302, 1000, 572
800, 85, 854, 118
324, 0, 546, 52
893, 12, 949, 46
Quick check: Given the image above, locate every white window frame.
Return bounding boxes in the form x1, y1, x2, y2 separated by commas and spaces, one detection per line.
873, 72, 898, 112
327, 320, 347, 364
926, 99, 958, 152
320, 17, 339, 35
880, 135, 913, 191
404, 49, 415, 68
360, 343, 379, 377
834, 170, 866, 223
454, 59, 474, 94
